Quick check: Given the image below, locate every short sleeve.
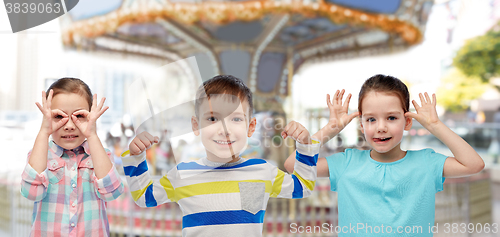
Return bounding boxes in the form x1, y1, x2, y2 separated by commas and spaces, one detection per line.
325, 149, 352, 191
425, 148, 448, 193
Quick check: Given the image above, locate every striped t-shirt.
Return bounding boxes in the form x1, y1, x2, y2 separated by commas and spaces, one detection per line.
122, 141, 319, 236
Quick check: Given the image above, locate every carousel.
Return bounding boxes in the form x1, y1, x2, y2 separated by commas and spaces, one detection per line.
55, 1, 494, 236
60, 0, 432, 112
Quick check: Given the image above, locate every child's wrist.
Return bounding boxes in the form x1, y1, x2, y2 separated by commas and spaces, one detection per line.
38, 128, 51, 138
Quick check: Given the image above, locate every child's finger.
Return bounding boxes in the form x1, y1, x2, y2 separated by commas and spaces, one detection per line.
97, 97, 106, 111
344, 93, 352, 107
424, 92, 431, 104
412, 100, 420, 110
46, 90, 53, 108
338, 89, 345, 104
432, 94, 437, 105
326, 94, 332, 107
55, 118, 69, 130
35, 102, 44, 113
98, 106, 109, 117
154, 136, 160, 143
418, 93, 426, 104
134, 139, 147, 151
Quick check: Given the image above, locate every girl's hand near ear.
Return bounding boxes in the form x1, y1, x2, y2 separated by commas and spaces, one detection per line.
72, 94, 109, 139
35, 90, 69, 135
405, 92, 441, 130
313, 89, 359, 144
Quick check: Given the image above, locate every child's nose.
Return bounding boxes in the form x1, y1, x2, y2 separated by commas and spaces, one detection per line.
64, 118, 76, 130
217, 121, 231, 136
377, 121, 387, 132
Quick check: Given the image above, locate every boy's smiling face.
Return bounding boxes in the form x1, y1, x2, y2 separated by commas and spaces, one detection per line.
191, 95, 256, 163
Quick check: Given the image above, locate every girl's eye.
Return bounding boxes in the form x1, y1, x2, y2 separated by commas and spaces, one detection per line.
55, 115, 63, 119
388, 116, 397, 121
367, 118, 375, 122
76, 114, 85, 118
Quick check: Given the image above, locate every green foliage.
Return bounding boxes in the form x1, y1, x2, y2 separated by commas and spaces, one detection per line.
453, 27, 500, 82
437, 69, 488, 112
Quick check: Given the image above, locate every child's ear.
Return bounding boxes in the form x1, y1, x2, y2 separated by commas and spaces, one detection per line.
247, 117, 257, 137
191, 116, 200, 136
359, 120, 365, 134
404, 115, 413, 131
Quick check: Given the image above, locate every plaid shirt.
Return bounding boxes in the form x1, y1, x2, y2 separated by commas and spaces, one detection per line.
21, 140, 124, 237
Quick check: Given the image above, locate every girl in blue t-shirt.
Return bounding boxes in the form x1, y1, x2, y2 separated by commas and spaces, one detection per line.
285, 74, 485, 236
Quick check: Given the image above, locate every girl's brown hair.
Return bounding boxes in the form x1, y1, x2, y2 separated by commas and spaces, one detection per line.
46, 78, 93, 109
358, 74, 409, 114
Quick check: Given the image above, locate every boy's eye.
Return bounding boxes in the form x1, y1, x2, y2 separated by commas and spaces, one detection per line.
232, 117, 244, 122
55, 115, 63, 119
76, 114, 85, 118
207, 117, 218, 122
367, 118, 375, 122
388, 116, 397, 121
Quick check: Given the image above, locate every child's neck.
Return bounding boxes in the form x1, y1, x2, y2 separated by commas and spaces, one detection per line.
206, 154, 241, 164
370, 148, 406, 163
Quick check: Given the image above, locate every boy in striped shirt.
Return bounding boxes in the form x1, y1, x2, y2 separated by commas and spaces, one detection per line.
122, 75, 320, 236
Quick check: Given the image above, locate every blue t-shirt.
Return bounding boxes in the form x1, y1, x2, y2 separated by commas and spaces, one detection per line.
326, 148, 448, 236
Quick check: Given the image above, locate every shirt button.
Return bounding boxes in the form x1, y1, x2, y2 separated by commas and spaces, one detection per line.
71, 223, 75, 227
72, 183, 76, 188
71, 167, 75, 171
52, 163, 56, 168
72, 203, 76, 207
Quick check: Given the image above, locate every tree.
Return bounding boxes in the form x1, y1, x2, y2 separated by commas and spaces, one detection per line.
437, 68, 488, 112
453, 24, 500, 88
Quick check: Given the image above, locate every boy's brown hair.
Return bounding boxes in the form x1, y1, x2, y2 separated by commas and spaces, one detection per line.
195, 75, 253, 118
358, 74, 410, 114
46, 78, 93, 110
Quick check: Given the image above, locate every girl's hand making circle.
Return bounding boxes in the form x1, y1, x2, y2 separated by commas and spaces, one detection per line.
35, 90, 69, 135
71, 94, 109, 138
405, 92, 441, 129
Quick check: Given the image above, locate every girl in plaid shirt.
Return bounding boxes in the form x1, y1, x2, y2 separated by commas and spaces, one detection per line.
21, 78, 124, 237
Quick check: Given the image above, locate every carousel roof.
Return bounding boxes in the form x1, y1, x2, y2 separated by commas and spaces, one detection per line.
61, 0, 433, 97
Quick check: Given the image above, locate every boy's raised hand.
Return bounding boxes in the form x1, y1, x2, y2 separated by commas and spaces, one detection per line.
281, 121, 311, 144
35, 90, 69, 135
72, 94, 109, 139
129, 131, 160, 156
325, 89, 360, 133
405, 92, 441, 129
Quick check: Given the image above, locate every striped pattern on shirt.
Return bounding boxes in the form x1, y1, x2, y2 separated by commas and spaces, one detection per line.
122, 141, 319, 237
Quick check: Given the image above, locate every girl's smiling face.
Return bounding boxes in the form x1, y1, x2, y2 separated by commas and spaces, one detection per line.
360, 91, 412, 160
51, 93, 90, 150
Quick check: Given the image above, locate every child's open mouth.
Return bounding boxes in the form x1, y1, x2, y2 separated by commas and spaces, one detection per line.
373, 137, 391, 142
214, 140, 234, 145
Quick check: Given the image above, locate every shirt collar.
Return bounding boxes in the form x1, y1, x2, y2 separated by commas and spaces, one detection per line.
49, 140, 91, 157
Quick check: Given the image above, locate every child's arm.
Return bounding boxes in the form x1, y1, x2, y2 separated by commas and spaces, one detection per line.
270, 121, 320, 199
72, 94, 124, 201
284, 90, 359, 177
21, 90, 69, 201
72, 94, 112, 179
405, 93, 485, 178
122, 132, 176, 207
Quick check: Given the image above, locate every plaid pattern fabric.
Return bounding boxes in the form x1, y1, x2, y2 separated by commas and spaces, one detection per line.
21, 140, 124, 237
